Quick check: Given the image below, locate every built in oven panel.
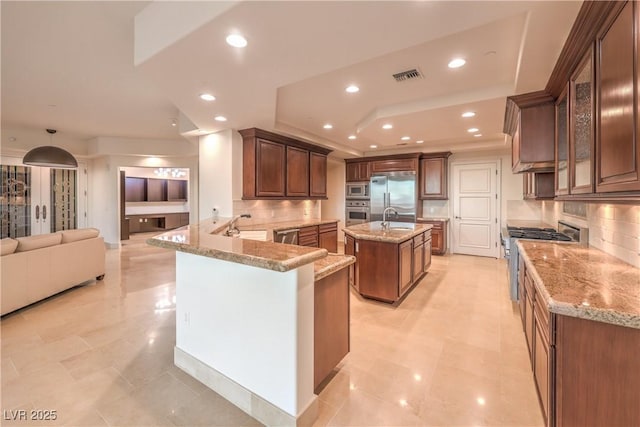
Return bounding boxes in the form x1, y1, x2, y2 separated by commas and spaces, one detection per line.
345, 200, 370, 226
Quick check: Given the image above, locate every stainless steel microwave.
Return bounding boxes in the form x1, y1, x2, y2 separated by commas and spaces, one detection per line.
346, 182, 369, 199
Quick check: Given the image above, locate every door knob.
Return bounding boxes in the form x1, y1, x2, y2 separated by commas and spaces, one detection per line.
455, 216, 461, 219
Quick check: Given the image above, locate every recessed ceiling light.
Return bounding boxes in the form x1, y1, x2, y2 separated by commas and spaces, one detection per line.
323, 124, 333, 129
226, 34, 247, 48
200, 93, 216, 101
416, 140, 424, 144
467, 127, 479, 133
345, 85, 360, 93
171, 119, 177, 127
461, 111, 475, 118
348, 135, 356, 140
370, 145, 377, 149
401, 136, 410, 141
214, 115, 227, 122
448, 58, 466, 69
474, 134, 482, 137
382, 124, 393, 130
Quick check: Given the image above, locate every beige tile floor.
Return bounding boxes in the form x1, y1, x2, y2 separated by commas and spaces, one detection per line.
1, 233, 543, 426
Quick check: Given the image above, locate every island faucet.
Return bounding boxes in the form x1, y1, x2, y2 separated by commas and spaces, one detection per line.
381, 207, 398, 229
226, 214, 252, 236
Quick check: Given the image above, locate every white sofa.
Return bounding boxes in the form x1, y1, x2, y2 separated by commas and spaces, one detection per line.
1, 228, 106, 316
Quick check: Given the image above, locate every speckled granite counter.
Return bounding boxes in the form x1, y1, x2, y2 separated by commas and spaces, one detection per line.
343, 221, 431, 243
147, 218, 327, 272
208, 217, 339, 241
314, 254, 355, 281
517, 240, 640, 329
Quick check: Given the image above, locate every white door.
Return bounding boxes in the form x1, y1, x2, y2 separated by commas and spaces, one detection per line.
451, 161, 500, 258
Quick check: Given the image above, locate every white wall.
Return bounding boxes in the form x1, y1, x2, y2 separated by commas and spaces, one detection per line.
198, 130, 236, 219
321, 157, 346, 241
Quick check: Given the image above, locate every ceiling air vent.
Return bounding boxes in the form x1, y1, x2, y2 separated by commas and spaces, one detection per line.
393, 68, 423, 82
397, 143, 409, 146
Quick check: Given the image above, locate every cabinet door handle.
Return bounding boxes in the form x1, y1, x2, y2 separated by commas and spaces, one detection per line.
35, 205, 40, 221
42, 205, 47, 220
355, 242, 359, 252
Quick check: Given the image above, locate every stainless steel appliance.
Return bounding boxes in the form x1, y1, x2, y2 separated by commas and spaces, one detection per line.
501, 221, 588, 301
370, 172, 416, 223
346, 182, 369, 199
345, 200, 370, 226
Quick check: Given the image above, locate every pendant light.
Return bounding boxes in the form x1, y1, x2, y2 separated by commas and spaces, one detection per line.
23, 129, 78, 168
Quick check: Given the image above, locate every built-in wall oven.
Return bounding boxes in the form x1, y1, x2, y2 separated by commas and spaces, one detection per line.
345, 200, 370, 226
346, 182, 369, 200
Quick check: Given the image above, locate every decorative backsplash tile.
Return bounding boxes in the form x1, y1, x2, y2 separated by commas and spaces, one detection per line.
233, 199, 321, 224
543, 201, 639, 268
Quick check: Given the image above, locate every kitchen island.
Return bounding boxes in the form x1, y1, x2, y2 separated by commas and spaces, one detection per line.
148, 218, 354, 427
343, 221, 432, 303
516, 240, 640, 427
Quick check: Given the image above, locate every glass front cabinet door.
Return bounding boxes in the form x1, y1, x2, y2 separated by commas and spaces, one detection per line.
555, 85, 570, 196
570, 46, 595, 194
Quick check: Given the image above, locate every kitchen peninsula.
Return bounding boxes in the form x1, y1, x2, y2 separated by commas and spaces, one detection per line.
344, 221, 432, 302
147, 218, 354, 427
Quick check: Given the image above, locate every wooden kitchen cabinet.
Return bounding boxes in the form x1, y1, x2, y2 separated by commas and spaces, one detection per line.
286, 146, 309, 197
533, 296, 552, 426
417, 220, 447, 255
318, 222, 338, 253
523, 172, 555, 200
370, 157, 418, 173
419, 152, 451, 199
555, 86, 570, 196
240, 128, 332, 199
412, 234, 424, 283
398, 239, 413, 298
345, 161, 370, 182
504, 91, 556, 173
125, 177, 146, 202
423, 237, 432, 272
595, 1, 640, 193
298, 225, 319, 247
309, 152, 327, 198
147, 178, 167, 202
569, 45, 595, 195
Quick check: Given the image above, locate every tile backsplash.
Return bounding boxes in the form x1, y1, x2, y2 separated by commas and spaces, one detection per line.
542, 201, 639, 268
233, 199, 321, 224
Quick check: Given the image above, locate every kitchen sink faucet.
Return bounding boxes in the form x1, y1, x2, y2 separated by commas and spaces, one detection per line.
225, 214, 252, 236
381, 207, 398, 229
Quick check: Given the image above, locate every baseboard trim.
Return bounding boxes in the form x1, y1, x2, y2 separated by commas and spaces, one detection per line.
174, 346, 318, 427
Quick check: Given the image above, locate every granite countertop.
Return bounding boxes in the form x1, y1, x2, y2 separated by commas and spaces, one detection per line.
147, 218, 328, 272
343, 221, 432, 243
417, 217, 450, 222
517, 240, 640, 329
210, 218, 340, 241
314, 254, 355, 281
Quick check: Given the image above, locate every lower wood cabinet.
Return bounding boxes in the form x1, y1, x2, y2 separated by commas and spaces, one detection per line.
278, 221, 338, 253
417, 220, 447, 255
519, 258, 640, 427
298, 225, 319, 247
349, 230, 431, 303
314, 266, 350, 390
127, 212, 189, 235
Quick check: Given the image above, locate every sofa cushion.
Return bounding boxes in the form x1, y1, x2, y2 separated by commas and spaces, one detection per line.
1, 238, 18, 256
60, 228, 100, 244
16, 233, 62, 252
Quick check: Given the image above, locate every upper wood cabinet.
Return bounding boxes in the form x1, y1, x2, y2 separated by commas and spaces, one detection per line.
345, 161, 370, 182
309, 152, 327, 198
124, 177, 188, 202
555, 86, 570, 196
524, 172, 555, 200
595, 1, 640, 193
504, 92, 556, 173
419, 152, 451, 199
240, 128, 332, 200
570, 45, 595, 194
370, 157, 418, 173
286, 146, 309, 197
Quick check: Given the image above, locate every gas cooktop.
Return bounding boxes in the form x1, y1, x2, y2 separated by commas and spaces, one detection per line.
507, 226, 572, 242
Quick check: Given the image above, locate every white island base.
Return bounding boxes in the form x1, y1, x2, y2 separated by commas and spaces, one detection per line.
173, 251, 317, 426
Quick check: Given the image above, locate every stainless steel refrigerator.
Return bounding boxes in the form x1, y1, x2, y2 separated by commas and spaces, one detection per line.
370, 172, 417, 222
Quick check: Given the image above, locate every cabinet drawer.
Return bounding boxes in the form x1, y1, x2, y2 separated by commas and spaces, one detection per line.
413, 233, 424, 246
298, 225, 318, 237
298, 225, 319, 247
318, 222, 337, 234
